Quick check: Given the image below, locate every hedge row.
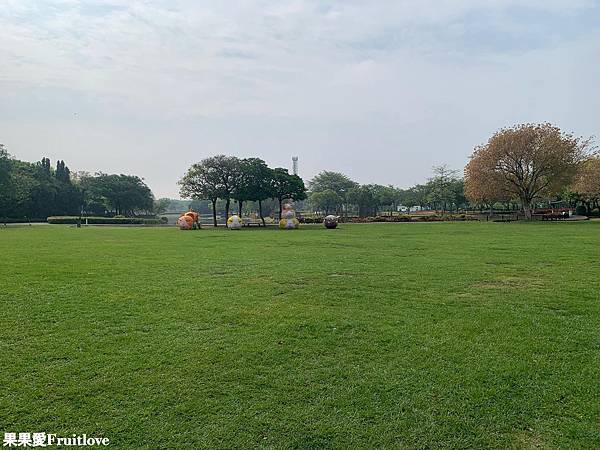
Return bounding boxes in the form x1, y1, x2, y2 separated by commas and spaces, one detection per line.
300, 214, 477, 223
1, 218, 47, 224
370, 214, 478, 222
47, 216, 167, 225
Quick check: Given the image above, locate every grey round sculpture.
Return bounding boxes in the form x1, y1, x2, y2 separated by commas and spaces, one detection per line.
324, 215, 338, 229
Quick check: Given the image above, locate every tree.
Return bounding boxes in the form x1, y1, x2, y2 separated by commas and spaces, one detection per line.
55, 160, 71, 183
427, 165, 459, 212
0, 153, 153, 220
465, 123, 591, 219
270, 168, 307, 219
40, 157, 51, 175
402, 184, 430, 211
571, 156, 600, 214
376, 185, 400, 215
449, 179, 468, 211
309, 171, 357, 214
178, 159, 223, 227
206, 155, 241, 225
153, 198, 171, 215
80, 173, 153, 216
0, 145, 13, 219
310, 189, 342, 215
233, 158, 272, 225
347, 185, 378, 218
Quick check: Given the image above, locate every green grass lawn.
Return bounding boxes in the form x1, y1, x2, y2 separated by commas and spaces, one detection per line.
1, 222, 599, 448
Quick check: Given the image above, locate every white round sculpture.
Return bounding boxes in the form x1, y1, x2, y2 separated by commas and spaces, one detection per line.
227, 214, 243, 230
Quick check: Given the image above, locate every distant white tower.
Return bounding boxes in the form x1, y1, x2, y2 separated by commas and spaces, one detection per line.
292, 156, 299, 176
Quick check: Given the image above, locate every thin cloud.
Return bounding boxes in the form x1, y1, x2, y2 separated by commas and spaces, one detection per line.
0, 1, 598, 197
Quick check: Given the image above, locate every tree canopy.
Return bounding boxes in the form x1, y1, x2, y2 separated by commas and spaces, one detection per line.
270, 168, 307, 218
179, 157, 307, 225
571, 156, 600, 213
465, 123, 591, 218
80, 173, 154, 216
1, 152, 81, 220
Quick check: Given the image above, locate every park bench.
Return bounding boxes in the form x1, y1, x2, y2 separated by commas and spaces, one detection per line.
242, 218, 264, 227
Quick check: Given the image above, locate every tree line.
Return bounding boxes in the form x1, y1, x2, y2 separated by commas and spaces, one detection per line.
0, 145, 156, 220
3, 122, 598, 223
308, 123, 599, 219
179, 155, 307, 226
307, 165, 467, 217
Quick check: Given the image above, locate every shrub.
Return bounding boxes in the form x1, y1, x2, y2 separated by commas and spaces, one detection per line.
47, 216, 163, 225
575, 205, 587, 216
1, 218, 47, 224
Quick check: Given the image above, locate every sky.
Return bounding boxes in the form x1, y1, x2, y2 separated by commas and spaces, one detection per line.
1, 0, 599, 198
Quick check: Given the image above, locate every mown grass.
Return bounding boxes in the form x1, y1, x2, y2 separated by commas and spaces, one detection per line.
1, 222, 599, 448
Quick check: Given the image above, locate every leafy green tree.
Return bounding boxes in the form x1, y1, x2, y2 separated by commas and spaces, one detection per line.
206, 155, 241, 225
8, 160, 43, 218
80, 173, 153, 216
407, 184, 430, 210
309, 189, 342, 215
233, 158, 272, 225
309, 171, 357, 214
347, 185, 378, 217
179, 157, 225, 227
449, 179, 468, 211
40, 157, 51, 175
55, 160, 71, 183
0, 144, 13, 219
270, 168, 307, 219
153, 198, 171, 215
427, 165, 460, 212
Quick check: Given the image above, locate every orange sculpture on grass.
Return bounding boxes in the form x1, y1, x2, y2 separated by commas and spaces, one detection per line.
177, 210, 200, 230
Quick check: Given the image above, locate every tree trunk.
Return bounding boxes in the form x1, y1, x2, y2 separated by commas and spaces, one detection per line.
238, 200, 243, 217
211, 199, 217, 227
225, 198, 230, 227
258, 199, 265, 227
522, 200, 533, 220
278, 198, 283, 220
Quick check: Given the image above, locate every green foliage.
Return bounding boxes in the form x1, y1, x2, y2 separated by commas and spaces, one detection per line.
309, 171, 358, 213
309, 171, 357, 195
153, 198, 171, 215
179, 155, 245, 226
309, 189, 342, 214
233, 158, 272, 203
269, 168, 307, 218
347, 184, 379, 217
426, 165, 461, 211
0, 152, 81, 219
0, 144, 12, 218
47, 216, 162, 224
1, 149, 156, 221
80, 173, 154, 216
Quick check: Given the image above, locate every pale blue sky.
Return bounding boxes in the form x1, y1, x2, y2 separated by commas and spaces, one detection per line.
1, 0, 599, 198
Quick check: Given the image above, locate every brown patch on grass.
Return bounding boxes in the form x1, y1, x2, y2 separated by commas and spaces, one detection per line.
471, 276, 544, 290
328, 272, 357, 278
514, 429, 548, 449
